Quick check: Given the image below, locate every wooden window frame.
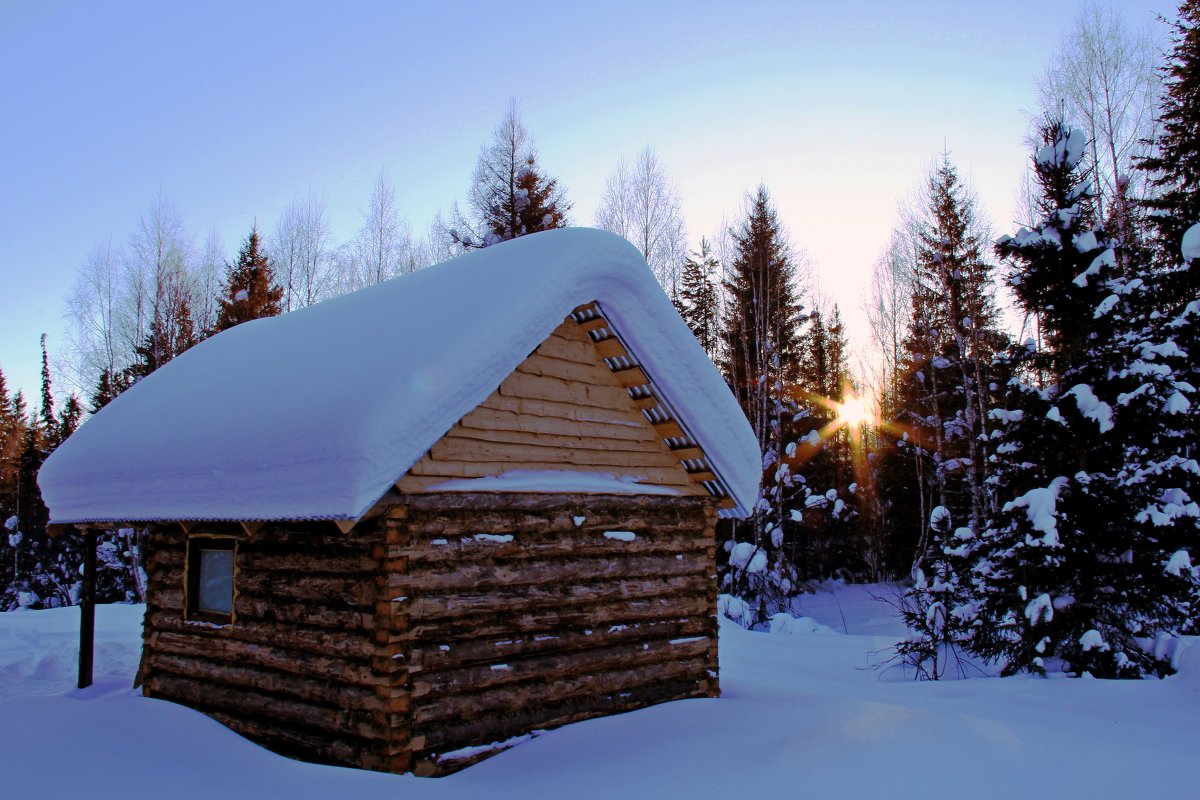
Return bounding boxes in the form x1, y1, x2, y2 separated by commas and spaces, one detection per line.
185, 536, 237, 625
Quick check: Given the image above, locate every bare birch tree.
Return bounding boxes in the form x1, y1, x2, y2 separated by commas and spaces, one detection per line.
270, 190, 331, 311
1038, 2, 1160, 238
60, 195, 198, 399
408, 211, 457, 270
863, 225, 915, 416
595, 146, 687, 297
345, 169, 413, 291
192, 231, 225, 335
59, 240, 125, 395
125, 193, 195, 362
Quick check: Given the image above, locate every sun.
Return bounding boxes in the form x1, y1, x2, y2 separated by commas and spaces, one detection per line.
835, 395, 873, 428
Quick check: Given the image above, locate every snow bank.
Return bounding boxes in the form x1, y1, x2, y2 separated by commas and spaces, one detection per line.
3, 588, 1200, 798
0, 604, 144, 700
39, 229, 759, 524
768, 613, 835, 635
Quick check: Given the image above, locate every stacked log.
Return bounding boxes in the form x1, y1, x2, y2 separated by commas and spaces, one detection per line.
139, 522, 403, 772
382, 491, 719, 776
140, 491, 719, 777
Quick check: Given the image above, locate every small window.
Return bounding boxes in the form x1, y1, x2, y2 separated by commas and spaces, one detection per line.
186, 537, 235, 624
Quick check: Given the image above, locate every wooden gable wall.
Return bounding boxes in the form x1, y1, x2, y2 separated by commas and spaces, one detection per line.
396, 318, 706, 495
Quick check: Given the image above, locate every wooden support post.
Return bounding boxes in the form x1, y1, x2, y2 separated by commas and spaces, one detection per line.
78, 528, 98, 689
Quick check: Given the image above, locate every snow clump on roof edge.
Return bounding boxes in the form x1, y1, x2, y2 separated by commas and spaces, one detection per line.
39, 228, 760, 524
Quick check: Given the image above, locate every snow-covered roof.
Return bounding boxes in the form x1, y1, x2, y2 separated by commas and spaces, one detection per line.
40, 228, 760, 525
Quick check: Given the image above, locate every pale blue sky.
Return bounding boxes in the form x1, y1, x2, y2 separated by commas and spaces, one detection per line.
0, 0, 1176, 402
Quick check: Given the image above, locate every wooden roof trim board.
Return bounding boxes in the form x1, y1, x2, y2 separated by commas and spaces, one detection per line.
570, 302, 743, 517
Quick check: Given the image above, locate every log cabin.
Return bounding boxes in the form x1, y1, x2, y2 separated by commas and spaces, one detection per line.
38, 228, 760, 776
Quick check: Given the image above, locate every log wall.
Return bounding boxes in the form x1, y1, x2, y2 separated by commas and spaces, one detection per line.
381, 491, 720, 776
139, 521, 410, 773
396, 319, 706, 495
139, 494, 719, 778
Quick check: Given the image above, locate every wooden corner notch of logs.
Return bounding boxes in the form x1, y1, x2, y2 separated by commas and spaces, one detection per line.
570, 302, 736, 513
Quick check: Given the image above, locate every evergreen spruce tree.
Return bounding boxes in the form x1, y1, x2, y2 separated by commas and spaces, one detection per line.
805, 310, 830, 404
677, 239, 720, 357
0, 369, 13, 510
716, 186, 812, 626
825, 306, 849, 406
0, 368, 16, 600
1, 388, 28, 523
3, 351, 137, 609
2, 388, 30, 606
893, 503, 979, 678
887, 155, 1004, 674
788, 306, 860, 579
1137, 0, 1200, 282
37, 336, 54, 436
214, 226, 284, 333
453, 102, 570, 249
720, 186, 803, 423
973, 122, 1198, 678
56, 395, 82, 446
90, 367, 131, 414
880, 156, 1003, 590
129, 295, 197, 380
12, 341, 68, 608
1137, 1, 1200, 463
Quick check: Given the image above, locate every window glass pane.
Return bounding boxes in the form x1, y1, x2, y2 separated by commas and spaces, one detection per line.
198, 549, 234, 614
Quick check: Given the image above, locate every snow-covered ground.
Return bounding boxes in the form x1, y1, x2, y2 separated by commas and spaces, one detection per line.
2, 584, 1196, 799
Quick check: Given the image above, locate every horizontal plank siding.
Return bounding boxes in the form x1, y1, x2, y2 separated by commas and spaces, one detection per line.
395, 319, 703, 495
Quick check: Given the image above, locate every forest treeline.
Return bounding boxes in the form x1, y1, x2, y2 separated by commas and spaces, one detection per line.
1, 2, 1197, 680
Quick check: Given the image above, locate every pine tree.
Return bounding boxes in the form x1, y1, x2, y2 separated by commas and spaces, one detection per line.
804, 310, 829, 405
973, 122, 1198, 678
214, 226, 283, 333
677, 239, 720, 357
2, 388, 30, 602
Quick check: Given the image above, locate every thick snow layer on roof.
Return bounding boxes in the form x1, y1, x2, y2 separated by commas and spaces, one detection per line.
39, 229, 759, 523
